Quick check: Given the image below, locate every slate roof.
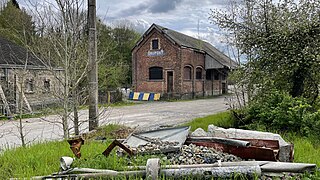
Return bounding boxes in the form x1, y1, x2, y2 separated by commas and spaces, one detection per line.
136, 24, 238, 69
0, 36, 45, 67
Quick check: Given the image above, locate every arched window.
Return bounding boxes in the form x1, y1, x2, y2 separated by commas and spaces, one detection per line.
196, 67, 202, 79
149, 67, 163, 80
184, 66, 192, 80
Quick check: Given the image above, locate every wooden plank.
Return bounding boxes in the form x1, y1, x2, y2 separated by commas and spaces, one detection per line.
0, 84, 12, 116
16, 83, 33, 113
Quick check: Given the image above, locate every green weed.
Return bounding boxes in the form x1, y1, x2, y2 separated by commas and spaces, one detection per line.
183, 111, 235, 131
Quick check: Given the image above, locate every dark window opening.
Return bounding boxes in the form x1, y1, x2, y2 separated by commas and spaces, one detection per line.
44, 79, 50, 92
196, 67, 202, 79
213, 70, 219, 80
184, 66, 192, 80
149, 67, 163, 80
206, 70, 212, 80
152, 39, 159, 50
221, 73, 226, 80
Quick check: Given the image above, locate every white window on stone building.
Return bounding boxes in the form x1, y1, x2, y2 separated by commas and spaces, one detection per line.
25, 79, 34, 93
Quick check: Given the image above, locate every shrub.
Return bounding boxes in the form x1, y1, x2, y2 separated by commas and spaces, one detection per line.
238, 90, 319, 136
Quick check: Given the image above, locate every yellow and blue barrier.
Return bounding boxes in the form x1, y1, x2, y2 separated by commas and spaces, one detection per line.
129, 92, 160, 101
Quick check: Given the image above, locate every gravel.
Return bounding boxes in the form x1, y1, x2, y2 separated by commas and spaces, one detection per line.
167, 144, 241, 165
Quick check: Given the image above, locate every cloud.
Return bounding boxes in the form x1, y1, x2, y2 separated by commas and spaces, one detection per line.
148, 0, 183, 13
116, 0, 183, 18
117, 2, 149, 17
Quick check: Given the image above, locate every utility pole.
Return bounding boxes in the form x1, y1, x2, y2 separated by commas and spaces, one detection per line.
88, 0, 98, 130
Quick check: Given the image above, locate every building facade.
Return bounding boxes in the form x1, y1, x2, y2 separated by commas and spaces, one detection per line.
132, 24, 238, 99
0, 37, 63, 115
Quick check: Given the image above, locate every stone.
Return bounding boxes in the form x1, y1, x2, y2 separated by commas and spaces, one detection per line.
191, 128, 208, 137
168, 144, 241, 165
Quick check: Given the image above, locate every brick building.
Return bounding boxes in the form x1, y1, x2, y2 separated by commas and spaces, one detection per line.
0, 36, 63, 115
132, 24, 238, 99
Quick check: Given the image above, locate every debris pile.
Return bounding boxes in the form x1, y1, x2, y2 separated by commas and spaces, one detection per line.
167, 144, 241, 165
117, 139, 179, 155
38, 125, 316, 179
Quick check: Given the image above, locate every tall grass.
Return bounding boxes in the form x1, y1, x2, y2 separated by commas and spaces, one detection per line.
184, 111, 235, 131
0, 141, 72, 178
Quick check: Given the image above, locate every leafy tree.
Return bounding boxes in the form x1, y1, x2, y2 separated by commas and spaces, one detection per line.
210, 0, 320, 103
97, 21, 140, 90
0, 0, 35, 45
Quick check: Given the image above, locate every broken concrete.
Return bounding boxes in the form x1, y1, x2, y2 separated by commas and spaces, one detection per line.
207, 125, 293, 162
190, 128, 208, 136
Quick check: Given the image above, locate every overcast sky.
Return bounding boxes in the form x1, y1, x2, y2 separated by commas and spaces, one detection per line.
17, 0, 236, 54
96, 0, 232, 50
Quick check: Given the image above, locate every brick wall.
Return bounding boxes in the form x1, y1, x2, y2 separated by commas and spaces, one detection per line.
132, 28, 225, 98
133, 29, 181, 94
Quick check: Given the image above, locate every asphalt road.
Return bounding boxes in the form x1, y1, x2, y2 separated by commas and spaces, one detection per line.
0, 96, 229, 150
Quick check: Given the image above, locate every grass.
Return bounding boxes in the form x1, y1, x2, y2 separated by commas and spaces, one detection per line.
0, 124, 132, 178
1, 111, 320, 178
183, 111, 235, 131
285, 134, 320, 166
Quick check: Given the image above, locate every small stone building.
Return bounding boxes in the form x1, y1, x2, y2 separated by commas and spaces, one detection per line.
132, 24, 238, 99
0, 37, 63, 115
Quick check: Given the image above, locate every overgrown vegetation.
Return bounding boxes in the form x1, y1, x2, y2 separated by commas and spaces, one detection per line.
210, 0, 320, 143
210, 0, 320, 102
234, 90, 320, 137
184, 111, 235, 131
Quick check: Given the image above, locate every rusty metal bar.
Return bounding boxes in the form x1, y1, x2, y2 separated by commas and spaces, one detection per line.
234, 138, 279, 150
186, 141, 278, 161
102, 139, 133, 157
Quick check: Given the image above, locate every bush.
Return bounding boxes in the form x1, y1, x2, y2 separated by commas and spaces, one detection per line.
238, 90, 320, 136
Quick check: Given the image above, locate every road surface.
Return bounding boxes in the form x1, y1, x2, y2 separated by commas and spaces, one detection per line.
0, 96, 229, 150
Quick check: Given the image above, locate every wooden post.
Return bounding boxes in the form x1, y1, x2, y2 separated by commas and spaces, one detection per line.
88, 0, 98, 130
0, 84, 12, 117
107, 91, 111, 104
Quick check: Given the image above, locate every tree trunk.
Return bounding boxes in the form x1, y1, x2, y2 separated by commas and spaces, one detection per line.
18, 78, 26, 147
73, 88, 79, 135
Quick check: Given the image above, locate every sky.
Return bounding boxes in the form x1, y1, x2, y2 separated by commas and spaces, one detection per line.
96, 0, 233, 51
16, 0, 237, 54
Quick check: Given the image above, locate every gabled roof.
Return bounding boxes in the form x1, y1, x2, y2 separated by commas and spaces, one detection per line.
0, 36, 46, 68
135, 23, 238, 69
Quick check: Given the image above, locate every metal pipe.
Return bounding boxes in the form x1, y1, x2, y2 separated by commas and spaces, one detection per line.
127, 161, 269, 170
187, 136, 251, 147
161, 165, 261, 178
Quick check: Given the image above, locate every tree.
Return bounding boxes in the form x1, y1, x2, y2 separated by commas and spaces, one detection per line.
210, 0, 320, 103
27, 0, 90, 138
97, 22, 140, 90
0, 0, 35, 45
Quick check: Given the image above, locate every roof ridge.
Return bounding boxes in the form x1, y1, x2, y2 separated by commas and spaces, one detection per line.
152, 24, 238, 68
154, 23, 206, 45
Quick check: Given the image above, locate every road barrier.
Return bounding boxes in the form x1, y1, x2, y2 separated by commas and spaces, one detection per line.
129, 92, 160, 101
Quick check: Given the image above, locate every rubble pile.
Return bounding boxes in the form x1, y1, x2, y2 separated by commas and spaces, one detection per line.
117, 139, 179, 155
167, 144, 241, 165
134, 140, 179, 154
